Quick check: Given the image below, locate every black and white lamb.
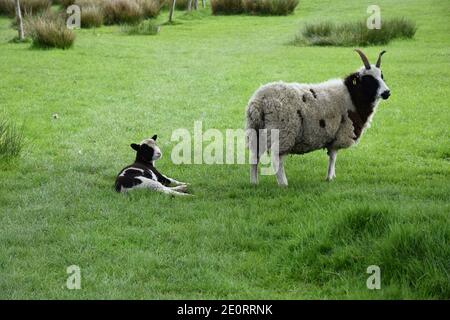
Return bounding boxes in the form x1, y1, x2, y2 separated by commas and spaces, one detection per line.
115, 135, 190, 196
246, 50, 391, 186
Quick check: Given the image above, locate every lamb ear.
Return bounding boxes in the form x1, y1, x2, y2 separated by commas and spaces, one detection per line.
151, 135, 157, 141
130, 143, 140, 151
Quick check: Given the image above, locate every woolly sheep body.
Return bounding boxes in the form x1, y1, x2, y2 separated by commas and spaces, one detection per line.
246, 50, 391, 186
246, 79, 357, 156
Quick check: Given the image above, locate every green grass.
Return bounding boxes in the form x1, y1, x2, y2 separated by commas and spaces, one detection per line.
0, 0, 449, 299
294, 18, 417, 46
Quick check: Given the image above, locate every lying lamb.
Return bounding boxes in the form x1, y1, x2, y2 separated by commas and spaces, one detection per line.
115, 135, 190, 196
246, 49, 390, 186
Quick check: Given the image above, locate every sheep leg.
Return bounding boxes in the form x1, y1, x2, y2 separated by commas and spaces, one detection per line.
249, 130, 261, 185
159, 186, 191, 196
326, 149, 337, 181
250, 162, 259, 185
274, 154, 288, 187
163, 175, 188, 186
171, 185, 189, 193
137, 177, 190, 196
250, 147, 265, 185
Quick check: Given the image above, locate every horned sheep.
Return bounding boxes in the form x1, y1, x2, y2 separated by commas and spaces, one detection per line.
246, 49, 391, 186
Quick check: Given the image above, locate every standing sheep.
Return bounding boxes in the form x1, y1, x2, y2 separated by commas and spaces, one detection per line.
246, 50, 390, 186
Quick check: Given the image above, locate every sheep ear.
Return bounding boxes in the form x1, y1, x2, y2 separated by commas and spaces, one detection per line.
130, 143, 140, 151
151, 135, 157, 141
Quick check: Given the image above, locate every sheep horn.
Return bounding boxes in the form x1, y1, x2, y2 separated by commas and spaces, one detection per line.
355, 49, 371, 70
376, 50, 387, 68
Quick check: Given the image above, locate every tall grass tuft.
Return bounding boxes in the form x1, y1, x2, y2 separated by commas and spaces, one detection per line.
0, 119, 24, 160
103, 0, 143, 25
242, 0, 298, 16
294, 18, 417, 47
80, 5, 104, 28
0, 0, 14, 15
211, 0, 244, 15
122, 20, 160, 35
211, 0, 298, 15
0, 0, 51, 17
57, 0, 76, 6
137, 0, 161, 19
27, 15, 76, 49
57, 0, 161, 25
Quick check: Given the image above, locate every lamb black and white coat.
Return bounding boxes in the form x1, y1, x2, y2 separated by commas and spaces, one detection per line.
115, 135, 189, 196
246, 50, 391, 186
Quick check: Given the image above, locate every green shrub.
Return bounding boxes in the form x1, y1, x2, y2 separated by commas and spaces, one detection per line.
242, 0, 298, 15
0, 119, 24, 160
80, 5, 103, 28
122, 20, 159, 35
103, 0, 143, 25
211, 0, 244, 15
211, 0, 298, 15
28, 15, 75, 49
0, 0, 51, 16
294, 18, 417, 46
174, 0, 188, 10
52, 0, 75, 6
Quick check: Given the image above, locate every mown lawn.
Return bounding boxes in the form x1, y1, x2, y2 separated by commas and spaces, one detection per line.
0, 0, 449, 299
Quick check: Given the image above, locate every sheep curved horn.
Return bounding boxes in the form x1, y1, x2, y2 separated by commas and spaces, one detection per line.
376, 50, 387, 68
355, 49, 371, 70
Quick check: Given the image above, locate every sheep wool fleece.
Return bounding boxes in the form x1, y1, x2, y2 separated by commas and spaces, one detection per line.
246, 80, 358, 155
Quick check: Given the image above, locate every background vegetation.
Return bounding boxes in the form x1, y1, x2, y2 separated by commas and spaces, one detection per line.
211, 0, 299, 15
26, 14, 76, 48
295, 18, 416, 46
0, 0, 51, 17
0, 0, 449, 299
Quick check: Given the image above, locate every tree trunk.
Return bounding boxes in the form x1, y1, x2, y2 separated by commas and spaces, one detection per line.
188, 0, 192, 11
194, 0, 198, 10
15, 0, 24, 41
168, 0, 176, 22
202, 0, 206, 8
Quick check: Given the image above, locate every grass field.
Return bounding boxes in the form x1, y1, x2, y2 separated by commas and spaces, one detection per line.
0, 0, 449, 299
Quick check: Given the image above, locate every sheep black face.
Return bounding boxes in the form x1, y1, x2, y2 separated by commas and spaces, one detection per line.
355, 49, 391, 101
130, 134, 162, 164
